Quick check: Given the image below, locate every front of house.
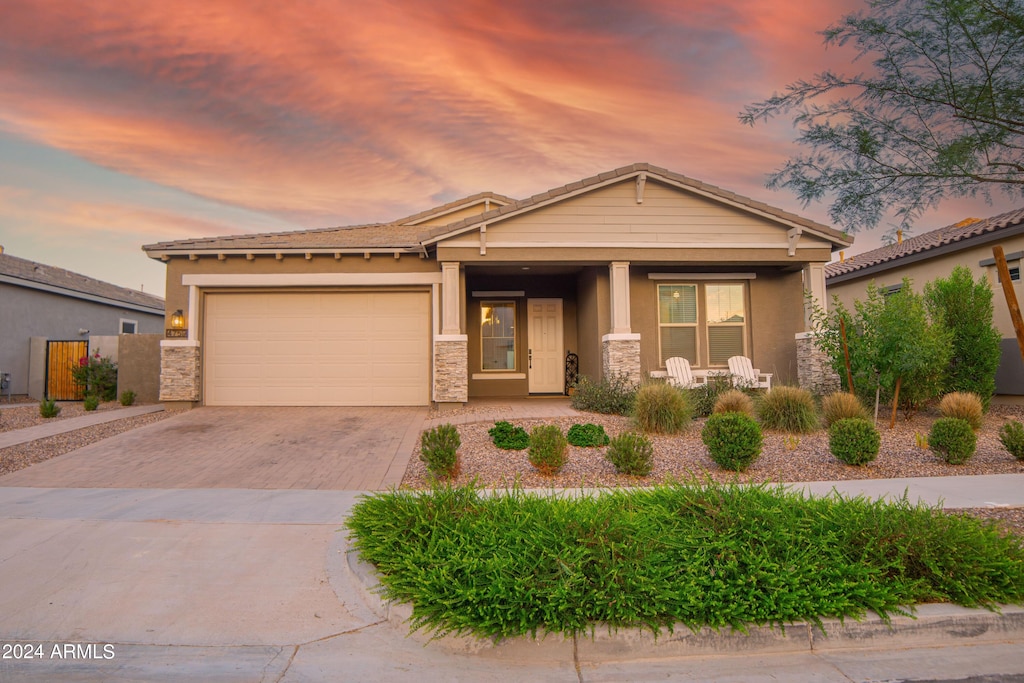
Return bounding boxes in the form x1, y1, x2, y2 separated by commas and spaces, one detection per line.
143, 164, 851, 407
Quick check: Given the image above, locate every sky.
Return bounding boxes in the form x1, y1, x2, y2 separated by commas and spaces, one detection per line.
1, 0, 1018, 299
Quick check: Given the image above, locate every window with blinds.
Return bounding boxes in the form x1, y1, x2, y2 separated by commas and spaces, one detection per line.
658, 282, 747, 367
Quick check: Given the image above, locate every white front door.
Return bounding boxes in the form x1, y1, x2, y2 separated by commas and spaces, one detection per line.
527, 298, 564, 394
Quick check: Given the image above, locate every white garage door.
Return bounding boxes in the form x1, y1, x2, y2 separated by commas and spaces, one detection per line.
204, 291, 431, 406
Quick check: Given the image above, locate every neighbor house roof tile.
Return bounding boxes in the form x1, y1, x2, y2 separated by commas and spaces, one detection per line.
0, 251, 164, 311
825, 207, 1024, 280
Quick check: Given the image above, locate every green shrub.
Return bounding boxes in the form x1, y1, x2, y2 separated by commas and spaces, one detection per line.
570, 374, 637, 415
689, 373, 734, 417
633, 383, 691, 434
567, 423, 610, 447
829, 418, 881, 466
929, 417, 977, 465
119, 390, 136, 407
605, 432, 653, 476
712, 389, 755, 416
70, 352, 118, 402
757, 385, 819, 434
821, 392, 870, 428
938, 392, 984, 431
39, 399, 61, 419
925, 266, 1002, 409
488, 421, 529, 450
528, 425, 568, 475
999, 420, 1024, 461
702, 412, 763, 471
83, 395, 100, 411
419, 424, 461, 479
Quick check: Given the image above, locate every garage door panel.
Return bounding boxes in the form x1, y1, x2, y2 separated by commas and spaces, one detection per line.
205, 291, 430, 406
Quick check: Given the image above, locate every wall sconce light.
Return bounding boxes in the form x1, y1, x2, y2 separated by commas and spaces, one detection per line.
170, 309, 185, 329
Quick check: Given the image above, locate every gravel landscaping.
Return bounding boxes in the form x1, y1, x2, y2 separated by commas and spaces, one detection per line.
0, 400, 127, 432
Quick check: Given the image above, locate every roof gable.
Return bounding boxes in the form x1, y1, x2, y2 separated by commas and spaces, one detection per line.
420, 163, 851, 249
825, 207, 1024, 281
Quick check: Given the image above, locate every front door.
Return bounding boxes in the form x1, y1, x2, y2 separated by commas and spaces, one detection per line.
528, 298, 564, 393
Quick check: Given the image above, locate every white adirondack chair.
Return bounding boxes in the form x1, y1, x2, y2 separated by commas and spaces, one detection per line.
665, 357, 704, 389
727, 355, 772, 390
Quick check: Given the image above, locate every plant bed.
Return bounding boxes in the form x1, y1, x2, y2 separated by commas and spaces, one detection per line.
347, 482, 1024, 640
402, 408, 1024, 490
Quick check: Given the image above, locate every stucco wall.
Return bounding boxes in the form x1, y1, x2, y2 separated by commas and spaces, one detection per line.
575, 267, 605, 381
0, 283, 162, 395
117, 333, 162, 403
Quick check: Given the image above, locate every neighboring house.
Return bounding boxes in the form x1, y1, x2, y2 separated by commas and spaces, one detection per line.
142, 163, 852, 407
0, 249, 165, 397
826, 207, 1024, 394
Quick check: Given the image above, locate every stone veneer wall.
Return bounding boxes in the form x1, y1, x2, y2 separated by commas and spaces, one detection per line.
601, 336, 642, 386
160, 344, 201, 402
433, 339, 468, 403
795, 333, 841, 395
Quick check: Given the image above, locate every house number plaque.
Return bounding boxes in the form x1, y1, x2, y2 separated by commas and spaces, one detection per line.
165, 329, 188, 339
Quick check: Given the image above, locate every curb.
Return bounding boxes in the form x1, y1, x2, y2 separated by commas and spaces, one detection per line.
346, 545, 1024, 661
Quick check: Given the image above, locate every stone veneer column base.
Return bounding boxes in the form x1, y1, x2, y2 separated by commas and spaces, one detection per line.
160, 342, 201, 402
795, 333, 841, 395
433, 336, 468, 404
601, 333, 642, 386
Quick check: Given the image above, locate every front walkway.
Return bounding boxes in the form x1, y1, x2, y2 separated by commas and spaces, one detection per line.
0, 404, 165, 449
425, 396, 580, 428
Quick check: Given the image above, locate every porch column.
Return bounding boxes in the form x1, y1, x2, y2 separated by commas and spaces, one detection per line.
796, 261, 840, 394
434, 261, 468, 403
602, 261, 642, 385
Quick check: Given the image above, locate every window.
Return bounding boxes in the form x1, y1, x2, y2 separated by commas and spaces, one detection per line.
705, 284, 746, 365
119, 318, 138, 334
481, 301, 516, 370
658, 283, 747, 367
658, 285, 698, 364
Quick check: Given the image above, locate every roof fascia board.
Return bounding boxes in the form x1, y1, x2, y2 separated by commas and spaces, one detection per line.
147, 247, 423, 260
181, 272, 442, 287
403, 197, 510, 227
0, 275, 164, 314
827, 222, 1024, 285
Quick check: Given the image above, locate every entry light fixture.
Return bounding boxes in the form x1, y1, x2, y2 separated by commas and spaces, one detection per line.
170, 309, 186, 329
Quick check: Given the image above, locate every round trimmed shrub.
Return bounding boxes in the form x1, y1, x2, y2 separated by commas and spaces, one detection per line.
821, 392, 869, 428
938, 392, 984, 431
605, 432, 653, 476
701, 412, 763, 471
712, 389, 755, 417
567, 423, 610, 447
756, 385, 819, 434
529, 425, 568, 475
488, 421, 530, 450
633, 383, 691, 434
828, 418, 880, 466
929, 417, 977, 465
83, 395, 100, 412
999, 420, 1024, 461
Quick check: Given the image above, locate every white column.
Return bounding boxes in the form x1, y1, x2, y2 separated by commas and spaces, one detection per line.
802, 262, 827, 330
609, 261, 632, 334
441, 262, 461, 335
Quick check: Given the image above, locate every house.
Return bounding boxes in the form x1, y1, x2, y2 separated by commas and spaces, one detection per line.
826, 207, 1024, 394
0, 249, 165, 398
142, 163, 852, 407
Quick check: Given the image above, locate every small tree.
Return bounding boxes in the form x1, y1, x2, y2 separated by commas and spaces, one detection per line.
924, 266, 1002, 408
811, 279, 950, 423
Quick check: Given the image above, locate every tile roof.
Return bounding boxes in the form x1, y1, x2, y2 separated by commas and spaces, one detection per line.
143, 162, 853, 255
0, 251, 164, 311
143, 223, 424, 252
825, 207, 1024, 280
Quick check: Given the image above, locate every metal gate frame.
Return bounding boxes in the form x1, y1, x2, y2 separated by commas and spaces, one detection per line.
45, 340, 88, 401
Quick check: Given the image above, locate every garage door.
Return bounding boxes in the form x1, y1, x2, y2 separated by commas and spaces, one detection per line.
204, 291, 430, 406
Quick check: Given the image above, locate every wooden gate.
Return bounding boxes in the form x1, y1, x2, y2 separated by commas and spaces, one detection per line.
46, 340, 88, 401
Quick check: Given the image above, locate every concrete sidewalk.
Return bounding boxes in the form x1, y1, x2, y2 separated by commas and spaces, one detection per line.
1, 478, 1022, 682
0, 404, 165, 449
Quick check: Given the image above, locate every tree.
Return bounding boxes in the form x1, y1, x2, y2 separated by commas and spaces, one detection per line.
924, 265, 1002, 406
740, 0, 1024, 235
811, 280, 951, 423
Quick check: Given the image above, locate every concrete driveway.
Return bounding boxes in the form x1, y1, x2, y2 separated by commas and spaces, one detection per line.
0, 406, 427, 490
